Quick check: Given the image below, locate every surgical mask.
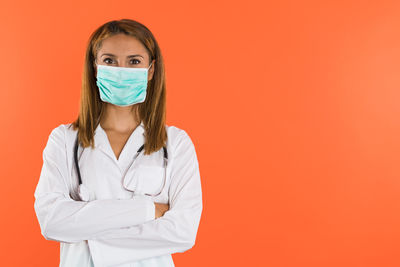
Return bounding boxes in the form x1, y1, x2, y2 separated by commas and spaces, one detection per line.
95, 62, 153, 106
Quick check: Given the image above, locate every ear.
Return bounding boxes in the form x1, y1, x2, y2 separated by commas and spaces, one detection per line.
148, 59, 155, 81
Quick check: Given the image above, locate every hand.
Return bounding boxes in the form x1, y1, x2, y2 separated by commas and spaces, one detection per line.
154, 202, 169, 219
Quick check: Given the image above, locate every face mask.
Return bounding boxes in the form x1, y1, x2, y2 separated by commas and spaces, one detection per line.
95, 62, 153, 106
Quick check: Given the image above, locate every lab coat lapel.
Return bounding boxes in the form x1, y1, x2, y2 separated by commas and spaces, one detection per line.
94, 122, 145, 172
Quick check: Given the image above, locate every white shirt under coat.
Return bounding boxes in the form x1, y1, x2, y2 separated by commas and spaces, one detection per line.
33, 121, 203, 267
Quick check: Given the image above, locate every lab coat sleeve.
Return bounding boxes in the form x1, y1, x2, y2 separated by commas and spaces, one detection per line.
87, 129, 203, 267
34, 125, 156, 244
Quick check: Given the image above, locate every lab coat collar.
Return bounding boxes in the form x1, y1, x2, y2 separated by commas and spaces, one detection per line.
93, 121, 145, 169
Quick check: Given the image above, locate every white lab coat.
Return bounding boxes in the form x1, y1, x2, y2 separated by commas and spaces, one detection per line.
34, 121, 203, 267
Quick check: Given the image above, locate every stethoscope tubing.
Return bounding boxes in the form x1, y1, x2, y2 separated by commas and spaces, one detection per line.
73, 133, 168, 199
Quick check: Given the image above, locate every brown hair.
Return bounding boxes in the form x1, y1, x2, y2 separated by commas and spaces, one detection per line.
69, 19, 167, 155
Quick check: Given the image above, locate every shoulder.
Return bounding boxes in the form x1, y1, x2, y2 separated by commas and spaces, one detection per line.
165, 124, 197, 155
166, 124, 192, 142
47, 123, 77, 141
44, 123, 77, 153
47, 123, 75, 135
43, 123, 78, 172
45, 123, 67, 146
41, 124, 69, 162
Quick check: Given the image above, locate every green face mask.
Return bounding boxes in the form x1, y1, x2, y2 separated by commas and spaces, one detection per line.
95, 62, 153, 106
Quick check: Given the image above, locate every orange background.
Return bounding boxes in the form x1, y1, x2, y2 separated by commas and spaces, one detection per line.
1, 0, 400, 266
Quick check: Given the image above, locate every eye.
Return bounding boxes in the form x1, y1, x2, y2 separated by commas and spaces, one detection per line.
130, 59, 141, 65
103, 58, 114, 64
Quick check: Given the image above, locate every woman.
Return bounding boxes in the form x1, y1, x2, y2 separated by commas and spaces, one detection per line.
34, 19, 203, 267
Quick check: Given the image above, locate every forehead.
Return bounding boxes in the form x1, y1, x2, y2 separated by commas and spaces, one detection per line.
98, 34, 147, 56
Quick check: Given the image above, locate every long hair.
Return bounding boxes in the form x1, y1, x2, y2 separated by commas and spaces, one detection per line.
70, 19, 167, 155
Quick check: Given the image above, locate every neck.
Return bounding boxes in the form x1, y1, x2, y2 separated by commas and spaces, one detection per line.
100, 103, 140, 133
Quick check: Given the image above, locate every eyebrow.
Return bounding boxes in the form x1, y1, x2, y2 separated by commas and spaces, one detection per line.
100, 53, 144, 58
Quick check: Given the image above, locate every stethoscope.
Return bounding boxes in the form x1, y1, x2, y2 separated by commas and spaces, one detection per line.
73, 133, 168, 201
